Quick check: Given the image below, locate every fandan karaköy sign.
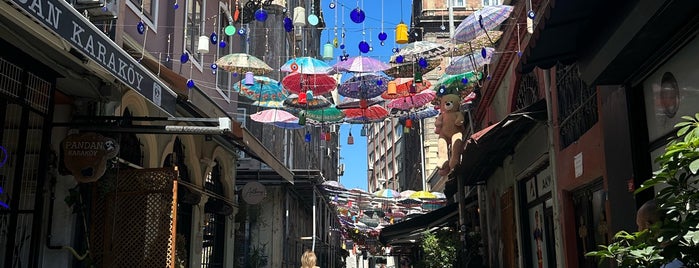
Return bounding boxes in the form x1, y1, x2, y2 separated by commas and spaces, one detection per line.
8, 0, 177, 115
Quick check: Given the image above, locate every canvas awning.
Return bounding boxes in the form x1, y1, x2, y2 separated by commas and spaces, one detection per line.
379, 202, 459, 245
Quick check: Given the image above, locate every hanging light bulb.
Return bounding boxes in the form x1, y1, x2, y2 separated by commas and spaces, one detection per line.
244, 72, 255, 86
347, 132, 354, 145
395, 22, 409, 44
197, 36, 209, 54
305, 131, 312, 143
360, 125, 367, 137
322, 42, 334, 60
387, 81, 397, 96
293, 6, 306, 27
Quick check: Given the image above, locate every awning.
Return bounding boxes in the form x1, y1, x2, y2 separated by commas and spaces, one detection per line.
236, 129, 295, 184
379, 202, 458, 245
458, 100, 547, 186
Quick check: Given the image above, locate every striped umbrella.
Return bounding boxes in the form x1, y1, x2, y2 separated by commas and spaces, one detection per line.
445, 47, 495, 75
453, 5, 514, 43
390, 41, 448, 63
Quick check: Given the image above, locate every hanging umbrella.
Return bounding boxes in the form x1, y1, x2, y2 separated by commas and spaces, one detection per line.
390, 41, 448, 63
250, 109, 297, 123
333, 56, 391, 73
410, 191, 437, 199
280, 57, 332, 74
453, 5, 514, 43
233, 76, 287, 102
216, 53, 273, 75
322, 180, 346, 190
400, 190, 416, 198
252, 100, 285, 108
305, 106, 345, 123
373, 189, 400, 198
384, 59, 441, 78
434, 71, 483, 93
450, 31, 503, 56
336, 97, 385, 110
344, 105, 389, 123
398, 106, 439, 120
445, 47, 496, 75
283, 94, 332, 110
281, 73, 337, 95
338, 74, 389, 99
381, 78, 432, 99
397, 198, 423, 206
272, 120, 304, 129
431, 192, 447, 199
386, 90, 436, 111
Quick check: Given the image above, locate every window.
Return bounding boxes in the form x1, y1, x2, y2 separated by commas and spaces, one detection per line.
395, 124, 402, 137
482, 0, 501, 6
184, 0, 203, 63
453, 0, 465, 7
202, 161, 226, 267
127, 0, 158, 31
216, 5, 232, 101
236, 108, 247, 159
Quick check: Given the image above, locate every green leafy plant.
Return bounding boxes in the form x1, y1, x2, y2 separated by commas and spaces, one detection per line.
247, 244, 269, 268
417, 228, 460, 268
586, 114, 699, 267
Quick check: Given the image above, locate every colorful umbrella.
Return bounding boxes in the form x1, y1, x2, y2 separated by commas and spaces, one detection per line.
250, 109, 297, 123
373, 189, 400, 198
338, 74, 389, 99
390, 41, 448, 63
283, 94, 332, 110
450, 31, 503, 56
333, 56, 391, 73
216, 53, 273, 75
272, 120, 304, 129
434, 71, 483, 93
233, 76, 287, 102
400, 190, 416, 198
280, 57, 332, 74
398, 106, 439, 120
445, 47, 495, 75
381, 78, 432, 99
252, 100, 284, 108
281, 73, 337, 95
384, 59, 441, 77
344, 105, 389, 123
386, 90, 436, 111
431, 192, 447, 199
305, 106, 345, 123
336, 97, 385, 110
453, 5, 514, 43
322, 180, 346, 190
409, 191, 437, 199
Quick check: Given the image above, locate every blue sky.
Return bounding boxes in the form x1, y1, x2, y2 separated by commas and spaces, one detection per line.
320, 0, 412, 190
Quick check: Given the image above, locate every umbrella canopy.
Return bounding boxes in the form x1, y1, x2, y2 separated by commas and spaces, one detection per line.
344, 105, 389, 123
453, 5, 514, 43
322, 180, 346, 190
280, 57, 332, 74
398, 106, 440, 120
250, 109, 297, 123
281, 73, 337, 95
333, 56, 391, 73
283, 94, 332, 110
390, 41, 448, 63
397, 198, 423, 206
434, 71, 482, 93
384, 59, 441, 77
272, 120, 304, 129
252, 100, 284, 108
336, 97, 385, 109
381, 78, 432, 99
216, 53, 273, 75
386, 90, 436, 111
409, 191, 437, 199
338, 74, 389, 99
431, 192, 447, 199
373, 189, 400, 198
400, 190, 416, 198
305, 106, 345, 123
233, 76, 287, 102
450, 31, 503, 56
445, 47, 495, 75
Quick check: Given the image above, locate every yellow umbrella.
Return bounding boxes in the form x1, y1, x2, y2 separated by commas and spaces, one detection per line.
409, 191, 437, 199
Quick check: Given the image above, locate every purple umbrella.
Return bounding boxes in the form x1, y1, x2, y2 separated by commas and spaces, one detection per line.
453, 5, 513, 43
333, 56, 391, 73
338, 74, 389, 99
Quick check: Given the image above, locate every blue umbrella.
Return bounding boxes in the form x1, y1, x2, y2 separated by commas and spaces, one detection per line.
233, 76, 287, 102
280, 57, 332, 74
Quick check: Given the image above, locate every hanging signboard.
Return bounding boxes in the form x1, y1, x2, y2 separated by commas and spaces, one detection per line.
62, 133, 119, 183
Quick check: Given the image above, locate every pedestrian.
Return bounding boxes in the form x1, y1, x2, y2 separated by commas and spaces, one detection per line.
301, 250, 320, 268
635, 199, 684, 268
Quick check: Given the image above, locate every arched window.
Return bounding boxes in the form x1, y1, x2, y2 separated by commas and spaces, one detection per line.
514, 72, 541, 111
202, 160, 226, 267
119, 109, 143, 167
164, 138, 193, 267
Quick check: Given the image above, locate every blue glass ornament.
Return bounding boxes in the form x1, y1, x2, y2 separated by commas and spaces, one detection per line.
418, 58, 428, 69
350, 8, 365, 23
340, 44, 345, 49
137, 21, 145, 34
392, 47, 398, 53
378, 32, 387, 41
187, 79, 195, 88
219, 41, 226, 48
358, 41, 370, 53
304, 132, 311, 142
438, 86, 446, 95
180, 52, 189, 63
487, 75, 492, 80
342, 32, 346, 38
210, 32, 218, 44
527, 10, 536, 19
102, 5, 108, 12
440, 24, 446, 31
329, 2, 336, 9
174, 2, 179, 10
380, 41, 385, 46
461, 78, 469, 84
255, 9, 268, 22
232, 72, 238, 77
481, 47, 487, 58
238, 28, 246, 35
283, 17, 293, 32
376, 80, 383, 86
369, 46, 373, 52
517, 51, 523, 57
396, 55, 404, 63
211, 63, 217, 70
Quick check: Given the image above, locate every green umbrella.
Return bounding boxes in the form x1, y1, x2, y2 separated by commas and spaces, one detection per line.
434, 71, 482, 95
306, 106, 345, 123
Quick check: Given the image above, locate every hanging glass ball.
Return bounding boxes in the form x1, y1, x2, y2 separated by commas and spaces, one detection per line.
255, 9, 268, 22
180, 52, 189, 63
380, 41, 385, 46
396, 55, 404, 63
481, 47, 487, 58
165, 55, 171, 62
528, 10, 536, 19
329, 2, 336, 9
211, 63, 217, 70
369, 46, 373, 52
232, 72, 238, 77
438, 86, 447, 96
174, 2, 179, 10
283, 17, 293, 32
487, 75, 492, 80
238, 28, 246, 35
418, 58, 428, 69
210, 32, 218, 44
358, 41, 370, 53
461, 78, 469, 84
102, 5, 108, 12
440, 24, 446, 31
376, 80, 383, 86
517, 51, 523, 57
340, 44, 345, 49
187, 79, 195, 88
224, 25, 236, 36
219, 41, 226, 48
342, 32, 346, 39
350, 8, 365, 23
378, 32, 387, 41
137, 21, 145, 34
308, 14, 320, 26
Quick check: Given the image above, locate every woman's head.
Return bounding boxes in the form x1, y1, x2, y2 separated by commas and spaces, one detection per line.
301, 250, 317, 267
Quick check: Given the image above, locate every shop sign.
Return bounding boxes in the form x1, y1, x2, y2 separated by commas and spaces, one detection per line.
242, 181, 266, 204
62, 133, 119, 183
8, 0, 177, 115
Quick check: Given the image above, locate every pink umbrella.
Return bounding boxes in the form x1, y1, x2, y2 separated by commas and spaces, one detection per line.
333, 56, 391, 73
250, 109, 298, 123
386, 90, 436, 111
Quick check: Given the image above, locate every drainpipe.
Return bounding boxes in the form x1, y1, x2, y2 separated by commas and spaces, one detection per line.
312, 186, 317, 252
543, 69, 564, 267
46, 175, 90, 261
419, 119, 427, 190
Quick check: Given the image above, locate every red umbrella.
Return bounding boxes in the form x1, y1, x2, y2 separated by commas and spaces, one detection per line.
381, 78, 432, 99
344, 105, 389, 122
281, 73, 336, 95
